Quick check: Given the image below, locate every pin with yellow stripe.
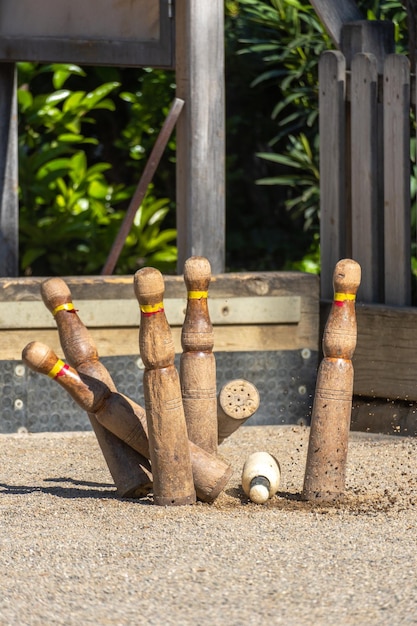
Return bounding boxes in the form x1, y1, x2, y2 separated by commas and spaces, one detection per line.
140, 302, 164, 316
51, 302, 78, 316
187, 290, 208, 300
47, 358, 70, 379
334, 292, 356, 307
180, 256, 218, 456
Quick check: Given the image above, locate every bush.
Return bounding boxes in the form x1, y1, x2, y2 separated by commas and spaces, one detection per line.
18, 63, 177, 275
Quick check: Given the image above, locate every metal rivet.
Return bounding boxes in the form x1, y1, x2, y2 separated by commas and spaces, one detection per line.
298, 385, 307, 396
17, 426, 28, 434
14, 399, 24, 410
301, 348, 311, 360
15, 364, 25, 377
136, 357, 145, 370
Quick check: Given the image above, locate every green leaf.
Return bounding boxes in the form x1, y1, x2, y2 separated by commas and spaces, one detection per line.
81, 82, 120, 110
45, 90, 71, 105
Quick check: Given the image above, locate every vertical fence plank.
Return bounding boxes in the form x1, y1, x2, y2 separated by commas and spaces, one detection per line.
351, 53, 383, 302
319, 50, 347, 299
0, 64, 18, 277
383, 54, 411, 306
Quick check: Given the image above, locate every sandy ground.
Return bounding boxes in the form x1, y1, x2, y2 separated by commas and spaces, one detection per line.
1, 424, 417, 626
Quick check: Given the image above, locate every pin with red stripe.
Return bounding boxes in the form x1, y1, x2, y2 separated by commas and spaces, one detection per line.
303, 259, 361, 502
134, 266, 196, 506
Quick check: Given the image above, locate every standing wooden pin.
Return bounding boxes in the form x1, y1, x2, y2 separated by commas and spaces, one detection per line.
134, 267, 196, 506
40, 277, 152, 497
302, 258, 361, 502
180, 256, 218, 455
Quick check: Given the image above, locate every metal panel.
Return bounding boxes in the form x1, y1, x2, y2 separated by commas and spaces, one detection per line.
0, 349, 318, 433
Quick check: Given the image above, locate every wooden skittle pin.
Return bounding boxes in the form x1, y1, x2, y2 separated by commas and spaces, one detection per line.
180, 256, 218, 455
302, 258, 361, 502
134, 267, 196, 506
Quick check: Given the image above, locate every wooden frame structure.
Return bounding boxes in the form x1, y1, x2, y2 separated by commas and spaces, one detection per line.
0, 0, 225, 277
313, 1, 417, 412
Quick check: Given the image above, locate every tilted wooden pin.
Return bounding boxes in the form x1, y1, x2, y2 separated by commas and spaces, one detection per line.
134, 267, 196, 506
40, 277, 153, 497
22, 340, 152, 498
23, 339, 233, 503
217, 379, 260, 444
302, 258, 361, 502
40, 277, 232, 503
180, 256, 218, 455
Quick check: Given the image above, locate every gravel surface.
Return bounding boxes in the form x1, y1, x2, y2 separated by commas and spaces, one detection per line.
1, 425, 417, 625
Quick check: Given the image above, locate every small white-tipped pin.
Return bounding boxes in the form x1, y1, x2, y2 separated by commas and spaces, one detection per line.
241, 451, 281, 504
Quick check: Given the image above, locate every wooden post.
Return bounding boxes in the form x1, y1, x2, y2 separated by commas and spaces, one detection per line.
0, 63, 18, 277
319, 51, 347, 299
383, 54, 411, 306
341, 21, 395, 73
175, 0, 225, 274
309, 0, 363, 47
350, 53, 383, 302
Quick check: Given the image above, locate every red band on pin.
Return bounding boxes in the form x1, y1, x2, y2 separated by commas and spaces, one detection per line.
54, 363, 70, 378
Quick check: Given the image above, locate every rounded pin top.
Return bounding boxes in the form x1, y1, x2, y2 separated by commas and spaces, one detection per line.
333, 259, 361, 295
134, 267, 165, 305
183, 256, 211, 289
22, 341, 61, 376
41, 277, 72, 312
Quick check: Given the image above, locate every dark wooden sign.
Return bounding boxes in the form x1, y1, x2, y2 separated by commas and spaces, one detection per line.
0, 0, 173, 68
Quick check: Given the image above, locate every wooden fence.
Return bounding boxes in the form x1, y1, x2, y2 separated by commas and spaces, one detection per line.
319, 49, 413, 306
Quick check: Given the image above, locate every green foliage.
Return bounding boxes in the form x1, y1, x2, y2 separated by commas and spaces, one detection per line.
231, 0, 412, 274
16, 1, 413, 278
17, 63, 177, 276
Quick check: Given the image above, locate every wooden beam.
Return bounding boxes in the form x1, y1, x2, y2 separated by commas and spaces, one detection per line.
341, 20, 395, 73
0, 63, 18, 277
0, 271, 319, 360
321, 301, 417, 401
175, 0, 225, 274
383, 54, 411, 306
350, 53, 383, 302
319, 51, 347, 299
309, 0, 363, 47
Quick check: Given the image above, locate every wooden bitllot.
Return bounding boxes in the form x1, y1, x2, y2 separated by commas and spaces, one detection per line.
302, 258, 361, 502
41, 277, 153, 497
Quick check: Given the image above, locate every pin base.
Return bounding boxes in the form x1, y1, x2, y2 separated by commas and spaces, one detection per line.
153, 493, 197, 506
119, 481, 153, 499
301, 489, 346, 503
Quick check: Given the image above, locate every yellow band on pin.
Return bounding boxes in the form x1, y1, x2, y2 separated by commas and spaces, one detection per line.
47, 359, 66, 379
334, 292, 356, 302
140, 302, 164, 314
51, 302, 75, 316
188, 290, 208, 299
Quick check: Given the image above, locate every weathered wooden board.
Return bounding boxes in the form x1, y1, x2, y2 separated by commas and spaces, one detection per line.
319, 51, 347, 299
0, 272, 319, 360
383, 54, 411, 306
175, 0, 225, 273
310, 0, 363, 47
0, 64, 18, 277
350, 53, 382, 303
321, 301, 417, 401
0, 296, 301, 329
